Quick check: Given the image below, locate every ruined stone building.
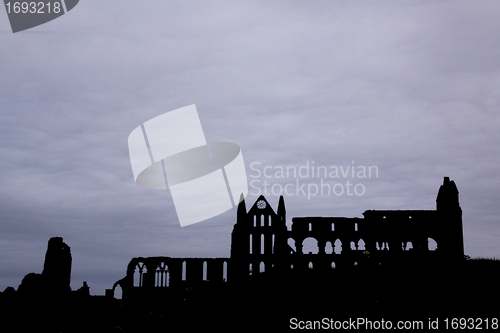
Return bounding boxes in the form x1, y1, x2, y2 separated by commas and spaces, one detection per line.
17, 237, 72, 297
113, 177, 464, 300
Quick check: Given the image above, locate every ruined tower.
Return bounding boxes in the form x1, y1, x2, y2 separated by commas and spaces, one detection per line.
42, 237, 72, 294
17, 236, 72, 298
436, 177, 464, 260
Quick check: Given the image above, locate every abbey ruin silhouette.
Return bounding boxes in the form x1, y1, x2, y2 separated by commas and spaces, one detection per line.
5, 176, 500, 331
112, 176, 464, 300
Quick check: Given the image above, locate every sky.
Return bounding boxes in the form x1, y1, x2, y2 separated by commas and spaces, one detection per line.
1, 0, 499, 296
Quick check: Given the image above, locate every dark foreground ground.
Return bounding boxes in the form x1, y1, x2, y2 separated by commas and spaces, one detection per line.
1, 260, 499, 332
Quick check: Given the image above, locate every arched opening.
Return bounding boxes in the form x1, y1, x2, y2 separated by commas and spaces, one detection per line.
249, 234, 252, 254
308, 262, 313, 269
331, 262, 336, 269
334, 239, 342, 254
260, 261, 265, 273
302, 237, 318, 254
309, 223, 312, 232
253, 215, 256, 227
287, 238, 296, 254
272, 234, 275, 254
115, 285, 123, 299
354, 223, 358, 231
350, 241, 357, 250
325, 241, 333, 254
133, 266, 140, 287
134, 263, 146, 287
428, 238, 438, 251
268, 215, 271, 226
261, 215, 264, 227
155, 263, 168, 287
358, 239, 366, 250
261, 234, 265, 255
331, 223, 335, 231
155, 268, 160, 287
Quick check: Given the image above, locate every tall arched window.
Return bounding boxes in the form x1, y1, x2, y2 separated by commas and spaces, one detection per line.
272, 234, 275, 254
249, 234, 252, 254
134, 262, 146, 287
261, 234, 265, 255
155, 263, 168, 287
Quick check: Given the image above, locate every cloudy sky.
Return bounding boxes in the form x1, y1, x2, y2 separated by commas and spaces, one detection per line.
1, 1, 499, 296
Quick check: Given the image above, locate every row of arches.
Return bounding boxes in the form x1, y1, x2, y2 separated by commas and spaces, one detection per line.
132, 260, 228, 287
244, 260, 364, 276
249, 261, 273, 275
306, 222, 359, 232
290, 260, 366, 270
249, 234, 275, 255
246, 260, 369, 275
292, 237, 438, 254
253, 214, 273, 227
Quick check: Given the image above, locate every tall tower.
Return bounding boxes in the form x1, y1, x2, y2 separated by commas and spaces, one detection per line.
42, 237, 72, 294
436, 177, 464, 260
230, 195, 288, 280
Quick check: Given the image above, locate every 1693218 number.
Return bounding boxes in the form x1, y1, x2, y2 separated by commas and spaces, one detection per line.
444, 318, 498, 330
5, 2, 62, 14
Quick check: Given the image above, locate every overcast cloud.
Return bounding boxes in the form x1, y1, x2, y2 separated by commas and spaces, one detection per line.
1, 0, 499, 296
